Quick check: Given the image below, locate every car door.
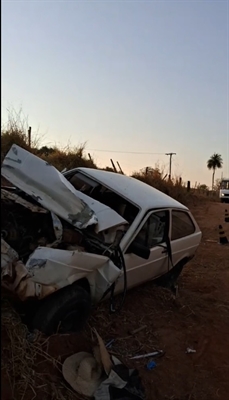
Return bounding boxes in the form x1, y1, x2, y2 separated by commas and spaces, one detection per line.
170, 209, 201, 266
114, 209, 171, 293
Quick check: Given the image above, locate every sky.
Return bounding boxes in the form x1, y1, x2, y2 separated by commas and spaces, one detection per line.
2, 0, 229, 186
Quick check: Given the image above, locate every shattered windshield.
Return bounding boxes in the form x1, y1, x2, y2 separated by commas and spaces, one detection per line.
64, 171, 139, 226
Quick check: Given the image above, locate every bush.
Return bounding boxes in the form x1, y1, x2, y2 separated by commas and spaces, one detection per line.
1, 110, 215, 206
38, 145, 96, 171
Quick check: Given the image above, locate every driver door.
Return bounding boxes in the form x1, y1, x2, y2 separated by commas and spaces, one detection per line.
115, 209, 171, 293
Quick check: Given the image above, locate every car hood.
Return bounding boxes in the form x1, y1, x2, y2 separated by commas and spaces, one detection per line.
1, 145, 128, 233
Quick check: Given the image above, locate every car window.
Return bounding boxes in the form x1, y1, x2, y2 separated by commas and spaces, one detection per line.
134, 211, 168, 248
220, 180, 229, 189
172, 210, 195, 240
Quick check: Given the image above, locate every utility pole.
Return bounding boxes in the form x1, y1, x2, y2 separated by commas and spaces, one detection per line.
165, 152, 176, 180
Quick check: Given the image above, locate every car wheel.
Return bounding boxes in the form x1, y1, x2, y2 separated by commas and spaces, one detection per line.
31, 283, 91, 335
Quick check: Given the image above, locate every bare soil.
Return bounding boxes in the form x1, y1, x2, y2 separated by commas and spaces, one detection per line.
1, 201, 229, 400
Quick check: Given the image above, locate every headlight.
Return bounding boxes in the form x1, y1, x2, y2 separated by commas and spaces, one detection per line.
221, 193, 225, 196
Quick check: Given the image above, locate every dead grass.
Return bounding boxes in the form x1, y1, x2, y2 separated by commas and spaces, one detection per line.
132, 169, 218, 206
1, 299, 86, 400
1, 286, 174, 400
1, 109, 219, 206
1, 202, 229, 400
38, 145, 96, 171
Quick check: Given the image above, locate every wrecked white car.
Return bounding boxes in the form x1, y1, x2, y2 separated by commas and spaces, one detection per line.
1, 145, 202, 335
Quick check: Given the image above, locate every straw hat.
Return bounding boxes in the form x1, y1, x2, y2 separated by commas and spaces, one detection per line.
62, 330, 113, 397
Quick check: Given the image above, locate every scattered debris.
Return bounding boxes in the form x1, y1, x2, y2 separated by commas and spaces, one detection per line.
129, 325, 147, 335
146, 360, 157, 370
93, 328, 113, 375
186, 347, 196, 354
105, 339, 115, 348
130, 350, 164, 360
62, 329, 146, 399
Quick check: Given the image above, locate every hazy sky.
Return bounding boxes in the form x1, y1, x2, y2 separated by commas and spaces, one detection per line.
2, 0, 229, 186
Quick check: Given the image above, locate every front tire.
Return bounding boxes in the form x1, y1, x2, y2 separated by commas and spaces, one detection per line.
31, 283, 91, 335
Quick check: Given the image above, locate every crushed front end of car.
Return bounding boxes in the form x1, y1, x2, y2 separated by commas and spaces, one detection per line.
1, 145, 128, 304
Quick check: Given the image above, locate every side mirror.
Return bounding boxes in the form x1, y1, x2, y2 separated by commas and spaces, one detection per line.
128, 241, 150, 260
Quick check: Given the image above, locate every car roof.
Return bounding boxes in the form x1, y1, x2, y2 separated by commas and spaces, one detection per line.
76, 168, 188, 211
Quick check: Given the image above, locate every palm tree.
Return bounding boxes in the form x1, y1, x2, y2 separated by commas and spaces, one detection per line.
207, 153, 223, 190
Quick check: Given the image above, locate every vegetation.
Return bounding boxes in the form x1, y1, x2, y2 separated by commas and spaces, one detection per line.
0, 113, 222, 398
1, 109, 96, 171
1, 110, 219, 206
207, 153, 223, 190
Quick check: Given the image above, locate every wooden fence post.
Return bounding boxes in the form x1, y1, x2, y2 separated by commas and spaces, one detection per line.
28, 127, 31, 147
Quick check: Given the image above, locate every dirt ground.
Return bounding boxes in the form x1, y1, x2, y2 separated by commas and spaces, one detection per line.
1, 201, 229, 400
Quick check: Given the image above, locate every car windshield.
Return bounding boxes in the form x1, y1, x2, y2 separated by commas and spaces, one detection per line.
64, 171, 140, 226
220, 180, 229, 189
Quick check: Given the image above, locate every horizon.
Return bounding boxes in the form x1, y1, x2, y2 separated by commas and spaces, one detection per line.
2, 0, 229, 186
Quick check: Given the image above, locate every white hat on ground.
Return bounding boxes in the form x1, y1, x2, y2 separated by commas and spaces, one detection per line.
62, 330, 113, 398
62, 348, 103, 397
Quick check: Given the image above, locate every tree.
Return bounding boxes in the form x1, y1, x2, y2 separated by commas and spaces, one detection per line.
207, 153, 223, 190
198, 184, 209, 191
36, 146, 55, 156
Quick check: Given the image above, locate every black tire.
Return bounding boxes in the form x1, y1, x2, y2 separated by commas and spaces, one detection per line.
31, 283, 91, 335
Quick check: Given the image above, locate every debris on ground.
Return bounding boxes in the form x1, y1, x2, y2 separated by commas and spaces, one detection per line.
186, 347, 196, 354
106, 339, 116, 348
129, 325, 147, 335
146, 360, 157, 370
62, 329, 146, 399
130, 350, 164, 360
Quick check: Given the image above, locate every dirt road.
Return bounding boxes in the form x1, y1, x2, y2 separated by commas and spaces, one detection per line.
1, 201, 229, 400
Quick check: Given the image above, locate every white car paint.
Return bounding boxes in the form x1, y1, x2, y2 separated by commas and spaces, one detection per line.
114, 208, 201, 295
66, 167, 188, 211
1, 237, 122, 302
1, 145, 202, 304
219, 179, 229, 202
1, 145, 128, 233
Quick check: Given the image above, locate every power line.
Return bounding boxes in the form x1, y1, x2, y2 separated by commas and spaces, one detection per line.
87, 149, 165, 155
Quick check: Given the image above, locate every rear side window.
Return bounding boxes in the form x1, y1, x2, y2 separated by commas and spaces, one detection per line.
172, 211, 195, 240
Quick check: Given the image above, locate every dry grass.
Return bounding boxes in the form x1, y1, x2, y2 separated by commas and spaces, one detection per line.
1, 108, 42, 159
132, 169, 218, 206
38, 145, 96, 171
1, 109, 219, 206
86, 287, 174, 360
1, 286, 173, 400
1, 202, 229, 400
1, 299, 86, 400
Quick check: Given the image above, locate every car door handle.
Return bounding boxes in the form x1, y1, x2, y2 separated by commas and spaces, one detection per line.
161, 249, 168, 254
